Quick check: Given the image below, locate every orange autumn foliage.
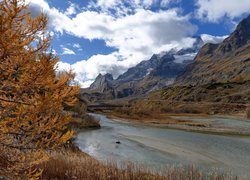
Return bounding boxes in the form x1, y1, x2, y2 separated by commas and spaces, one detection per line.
0, 0, 79, 178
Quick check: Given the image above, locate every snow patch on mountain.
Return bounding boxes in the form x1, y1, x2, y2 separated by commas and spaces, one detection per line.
174, 53, 197, 64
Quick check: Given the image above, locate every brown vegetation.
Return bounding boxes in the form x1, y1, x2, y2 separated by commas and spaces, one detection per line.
161, 81, 250, 104
107, 98, 250, 135
247, 106, 250, 119
113, 101, 246, 120
39, 150, 238, 180
69, 114, 100, 129
0, 0, 79, 178
65, 99, 101, 129
111, 81, 250, 120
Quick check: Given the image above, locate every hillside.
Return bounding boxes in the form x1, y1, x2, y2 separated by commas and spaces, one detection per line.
176, 15, 250, 85
124, 15, 250, 117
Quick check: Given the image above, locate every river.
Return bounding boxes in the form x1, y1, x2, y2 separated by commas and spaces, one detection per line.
75, 114, 250, 177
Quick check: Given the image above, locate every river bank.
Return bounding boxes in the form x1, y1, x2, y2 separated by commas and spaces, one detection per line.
103, 112, 250, 136
29, 113, 250, 179
36, 121, 237, 179
75, 114, 250, 178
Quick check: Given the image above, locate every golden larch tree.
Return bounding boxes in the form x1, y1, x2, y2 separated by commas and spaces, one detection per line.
0, 0, 80, 178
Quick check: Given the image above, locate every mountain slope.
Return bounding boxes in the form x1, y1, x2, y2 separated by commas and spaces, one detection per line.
176, 15, 250, 85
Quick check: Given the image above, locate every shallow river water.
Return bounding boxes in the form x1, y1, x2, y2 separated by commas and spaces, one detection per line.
75, 114, 250, 177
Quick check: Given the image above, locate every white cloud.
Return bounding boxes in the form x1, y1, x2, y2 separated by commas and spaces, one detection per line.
73, 43, 81, 49
174, 53, 197, 63
65, 2, 78, 16
89, 0, 176, 15
67, 9, 197, 57
160, 0, 170, 7
196, 0, 250, 22
72, 43, 83, 51
57, 52, 134, 87
140, 0, 154, 8
28, 0, 198, 87
201, 34, 228, 44
95, 0, 119, 9
62, 47, 76, 55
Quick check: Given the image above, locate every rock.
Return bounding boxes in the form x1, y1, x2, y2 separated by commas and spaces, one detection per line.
89, 73, 114, 93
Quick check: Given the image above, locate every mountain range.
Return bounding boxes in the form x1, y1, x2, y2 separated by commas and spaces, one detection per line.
81, 15, 250, 103
82, 36, 204, 100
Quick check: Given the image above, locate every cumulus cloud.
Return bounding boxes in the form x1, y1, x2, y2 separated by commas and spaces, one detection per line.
27, 0, 72, 34
71, 43, 83, 51
27, 0, 199, 87
91, 0, 154, 10
62, 48, 76, 55
201, 34, 228, 44
57, 52, 133, 87
160, 0, 171, 7
65, 2, 78, 16
62, 9, 197, 62
196, 0, 250, 22
88, 0, 178, 16
73, 43, 81, 49
94, 0, 120, 9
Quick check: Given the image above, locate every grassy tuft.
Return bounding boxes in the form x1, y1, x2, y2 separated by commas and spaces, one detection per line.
39, 150, 239, 180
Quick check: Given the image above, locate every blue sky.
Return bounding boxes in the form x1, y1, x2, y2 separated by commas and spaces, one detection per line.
27, 0, 250, 87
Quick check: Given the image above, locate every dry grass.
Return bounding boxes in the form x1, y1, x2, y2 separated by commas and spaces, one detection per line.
247, 106, 250, 119
69, 114, 100, 129
113, 99, 248, 121
40, 150, 162, 180
38, 150, 239, 180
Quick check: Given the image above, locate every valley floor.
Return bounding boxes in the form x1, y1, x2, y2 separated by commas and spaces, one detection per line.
105, 111, 250, 136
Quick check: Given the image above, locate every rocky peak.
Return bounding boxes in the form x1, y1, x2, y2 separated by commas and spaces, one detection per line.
192, 36, 204, 50
94, 73, 113, 81
176, 36, 204, 55
116, 54, 162, 83
233, 14, 250, 44
195, 43, 219, 60
103, 73, 114, 81
115, 36, 204, 86
216, 15, 250, 54
149, 54, 184, 78
89, 73, 113, 93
